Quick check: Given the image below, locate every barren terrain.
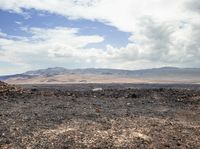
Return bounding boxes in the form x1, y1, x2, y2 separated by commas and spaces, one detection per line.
2, 67, 200, 84
0, 83, 200, 148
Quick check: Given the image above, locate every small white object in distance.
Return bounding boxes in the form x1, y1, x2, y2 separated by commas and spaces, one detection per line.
92, 88, 103, 91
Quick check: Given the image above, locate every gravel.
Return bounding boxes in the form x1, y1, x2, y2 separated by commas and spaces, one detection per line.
0, 83, 200, 148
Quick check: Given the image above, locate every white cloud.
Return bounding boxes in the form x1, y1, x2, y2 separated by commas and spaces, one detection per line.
0, 0, 196, 32
0, 27, 105, 74
0, 0, 199, 74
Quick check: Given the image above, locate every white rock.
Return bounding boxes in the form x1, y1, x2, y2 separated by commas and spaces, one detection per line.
92, 88, 103, 91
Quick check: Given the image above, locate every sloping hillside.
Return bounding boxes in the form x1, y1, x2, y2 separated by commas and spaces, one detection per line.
1, 67, 200, 84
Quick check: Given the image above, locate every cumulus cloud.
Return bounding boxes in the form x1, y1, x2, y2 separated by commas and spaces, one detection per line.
186, 0, 200, 14
0, 0, 196, 31
0, 27, 105, 74
0, 0, 199, 74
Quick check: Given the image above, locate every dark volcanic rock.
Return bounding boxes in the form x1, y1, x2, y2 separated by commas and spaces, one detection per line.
0, 81, 8, 87
0, 81, 28, 97
0, 81, 9, 93
0, 84, 200, 148
0, 81, 7, 86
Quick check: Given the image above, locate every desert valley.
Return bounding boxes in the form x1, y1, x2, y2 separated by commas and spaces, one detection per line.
0, 67, 200, 148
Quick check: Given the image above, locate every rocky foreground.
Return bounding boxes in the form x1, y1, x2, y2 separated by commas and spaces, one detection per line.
0, 81, 27, 96
0, 82, 200, 148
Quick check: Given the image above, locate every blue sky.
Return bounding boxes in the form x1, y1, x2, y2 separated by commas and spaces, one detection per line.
0, 0, 199, 75
0, 9, 130, 48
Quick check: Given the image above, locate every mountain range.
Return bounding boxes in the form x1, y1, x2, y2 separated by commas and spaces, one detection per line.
1, 67, 200, 84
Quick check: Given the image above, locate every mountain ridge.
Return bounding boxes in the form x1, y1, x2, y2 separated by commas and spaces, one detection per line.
1, 67, 200, 84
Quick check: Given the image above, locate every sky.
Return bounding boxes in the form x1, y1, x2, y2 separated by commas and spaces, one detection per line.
0, 0, 199, 75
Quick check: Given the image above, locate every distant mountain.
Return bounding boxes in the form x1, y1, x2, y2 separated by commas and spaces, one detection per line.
0, 74, 33, 81
24, 67, 68, 76
1, 67, 200, 84
22, 67, 200, 79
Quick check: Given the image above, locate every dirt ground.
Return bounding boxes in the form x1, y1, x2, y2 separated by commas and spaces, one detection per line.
0, 83, 200, 149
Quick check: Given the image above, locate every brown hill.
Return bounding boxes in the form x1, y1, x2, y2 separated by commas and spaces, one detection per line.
1, 67, 200, 84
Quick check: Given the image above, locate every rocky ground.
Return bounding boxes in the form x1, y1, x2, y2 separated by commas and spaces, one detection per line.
0, 82, 200, 148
